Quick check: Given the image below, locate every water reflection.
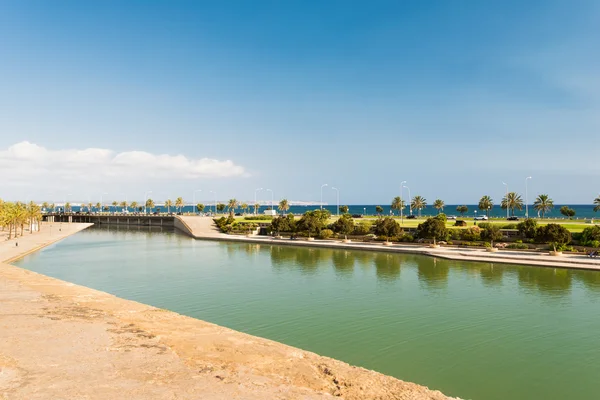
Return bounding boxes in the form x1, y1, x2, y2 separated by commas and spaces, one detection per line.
373, 253, 401, 282
478, 264, 504, 287
417, 257, 450, 289
331, 251, 355, 276
517, 267, 572, 297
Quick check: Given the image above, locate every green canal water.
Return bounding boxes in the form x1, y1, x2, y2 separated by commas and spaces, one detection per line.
14, 227, 600, 400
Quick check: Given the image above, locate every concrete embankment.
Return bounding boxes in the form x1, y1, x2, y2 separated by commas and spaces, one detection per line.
176, 216, 600, 271
1, 221, 455, 399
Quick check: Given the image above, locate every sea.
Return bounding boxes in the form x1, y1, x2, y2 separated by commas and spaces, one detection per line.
64, 204, 599, 220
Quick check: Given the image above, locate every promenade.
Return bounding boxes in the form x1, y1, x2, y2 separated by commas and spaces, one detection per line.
0, 221, 453, 399
177, 216, 600, 271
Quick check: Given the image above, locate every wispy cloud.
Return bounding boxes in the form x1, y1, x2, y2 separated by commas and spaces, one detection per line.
0, 142, 248, 186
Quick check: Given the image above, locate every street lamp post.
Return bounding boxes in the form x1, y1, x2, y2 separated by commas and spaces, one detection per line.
502, 182, 509, 219
144, 191, 152, 214
266, 189, 274, 212
331, 187, 339, 216
65, 193, 72, 213
193, 189, 202, 214
400, 181, 407, 225
210, 190, 217, 214
525, 176, 532, 218
403, 185, 412, 215
363, 207, 366, 216
254, 188, 263, 214
320, 184, 328, 210
100, 192, 108, 214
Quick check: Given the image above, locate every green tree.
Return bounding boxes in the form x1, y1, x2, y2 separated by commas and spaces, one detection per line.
196, 203, 205, 213
120, 200, 127, 212
416, 217, 448, 245
594, 196, 600, 212
517, 219, 538, 239
253, 203, 260, 215
501, 192, 524, 217
145, 198, 155, 213
217, 203, 226, 213
481, 225, 503, 247
373, 217, 401, 241
536, 223, 572, 251
65, 202, 71, 212
411, 196, 427, 217
164, 199, 174, 214
95, 202, 101, 212
297, 209, 330, 238
270, 213, 296, 235
433, 199, 445, 214
391, 197, 405, 216
533, 194, 554, 218
559, 206, 576, 219
111, 201, 118, 212
332, 214, 354, 239
175, 197, 184, 213
375, 205, 383, 215
240, 203, 249, 214
580, 225, 600, 246
130, 201, 138, 212
456, 205, 468, 216
41, 201, 49, 212
339, 205, 349, 214
478, 195, 493, 217
278, 199, 290, 215
227, 199, 238, 217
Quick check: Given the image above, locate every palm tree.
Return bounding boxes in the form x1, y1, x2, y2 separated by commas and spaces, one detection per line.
65, 202, 71, 213
50, 203, 56, 213
120, 200, 128, 213
27, 201, 41, 233
533, 194, 554, 218
175, 197, 184, 213
241, 203, 249, 214
501, 192, 524, 217
196, 203, 205, 213
594, 196, 600, 213
41, 201, 49, 212
433, 199, 445, 214
375, 205, 383, 215
411, 196, 427, 217
130, 201, 138, 213
391, 196, 405, 216
165, 199, 174, 214
145, 198, 155, 214
95, 202, 101, 213
478, 195, 494, 217
278, 199, 290, 215
254, 203, 260, 215
111, 201, 118, 213
227, 198, 239, 217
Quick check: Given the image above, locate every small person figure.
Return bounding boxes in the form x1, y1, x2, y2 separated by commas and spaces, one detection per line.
15, 242, 18, 247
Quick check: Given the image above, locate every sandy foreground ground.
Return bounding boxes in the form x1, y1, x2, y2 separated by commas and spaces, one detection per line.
0, 223, 454, 400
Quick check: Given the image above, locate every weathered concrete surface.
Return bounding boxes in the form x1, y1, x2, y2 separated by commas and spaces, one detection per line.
1, 220, 454, 400
176, 216, 600, 271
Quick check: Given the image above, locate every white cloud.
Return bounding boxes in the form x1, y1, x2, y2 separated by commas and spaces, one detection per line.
0, 141, 248, 185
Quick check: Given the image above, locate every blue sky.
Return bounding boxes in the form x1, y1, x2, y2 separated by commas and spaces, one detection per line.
1, 1, 599, 205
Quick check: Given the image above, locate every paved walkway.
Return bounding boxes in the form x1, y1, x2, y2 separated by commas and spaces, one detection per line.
0, 222, 453, 400
177, 216, 600, 271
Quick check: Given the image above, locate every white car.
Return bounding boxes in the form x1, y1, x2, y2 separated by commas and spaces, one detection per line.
447, 215, 457, 220
474, 215, 488, 221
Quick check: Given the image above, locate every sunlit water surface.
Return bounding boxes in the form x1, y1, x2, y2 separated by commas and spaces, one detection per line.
15, 226, 600, 400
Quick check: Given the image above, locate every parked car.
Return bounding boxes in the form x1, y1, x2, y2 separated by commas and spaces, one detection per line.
474, 215, 488, 221
406, 215, 417, 219
447, 215, 457, 220
351, 214, 363, 218
507, 216, 519, 221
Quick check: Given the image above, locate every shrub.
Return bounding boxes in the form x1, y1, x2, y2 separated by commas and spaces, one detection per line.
454, 220, 468, 227
481, 225, 502, 245
477, 222, 492, 230
270, 214, 296, 234
449, 229, 461, 239
590, 240, 600, 248
353, 222, 371, 235
502, 223, 517, 229
536, 223, 572, 250
416, 217, 448, 244
331, 214, 355, 236
507, 243, 529, 250
580, 226, 600, 246
436, 213, 447, 223
460, 226, 481, 241
517, 219, 538, 239
318, 229, 334, 239
244, 215, 274, 221
373, 217, 401, 240
399, 233, 414, 242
